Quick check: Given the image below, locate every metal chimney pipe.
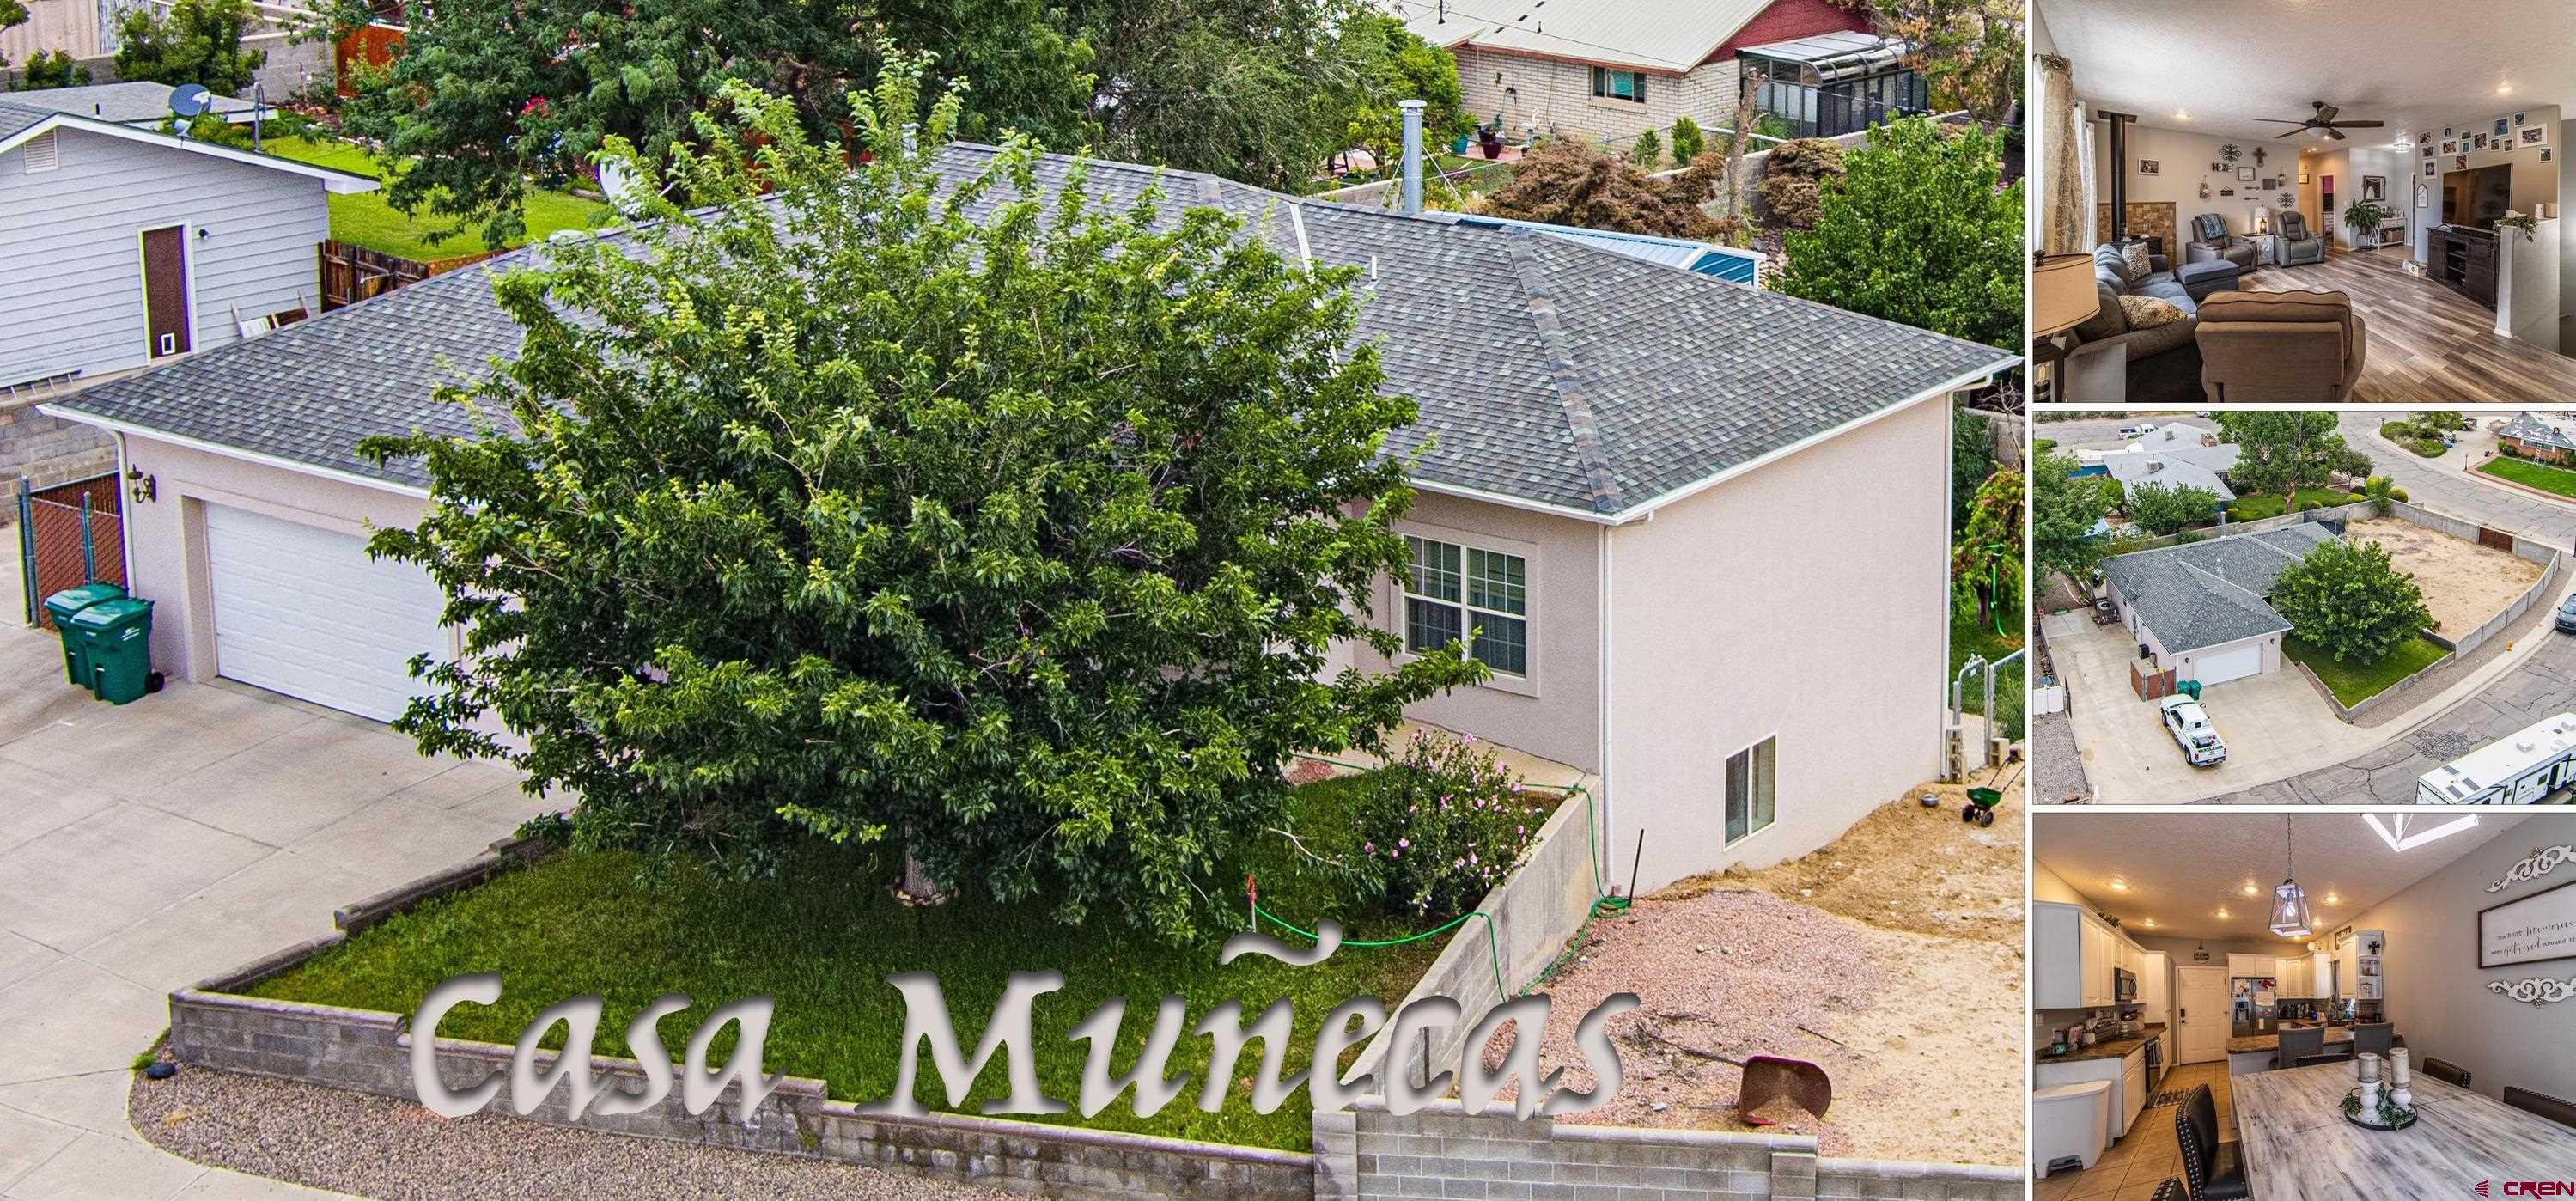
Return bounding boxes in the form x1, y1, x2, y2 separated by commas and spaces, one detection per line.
1399, 99, 1426, 216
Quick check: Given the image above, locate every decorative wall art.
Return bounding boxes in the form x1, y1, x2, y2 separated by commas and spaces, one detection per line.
2521, 125, 2549, 147
2199, 181, 2211, 200
2280, 192, 2295, 208
2218, 187, 2234, 197
2475, 132, 2491, 150
2413, 182, 2427, 209
2442, 139, 2458, 155
2488, 976, 2576, 1006
2253, 147, 2267, 168
2261, 177, 2280, 190
2547, 149, 2557, 165
2478, 879, 2576, 970
2457, 155, 2469, 170
2420, 131, 2433, 147
2139, 159, 2159, 175
2361, 176, 2384, 202
2237, 167, 2256, 181
2221, 143, 2242, 162
2495, 118, 2510, 137
2515, 112, 2529, 126
2490, 844, 2576, 893
2425, 161, 2438, 177
2209, 162, 2223, 172
2301, 170, 2312, 184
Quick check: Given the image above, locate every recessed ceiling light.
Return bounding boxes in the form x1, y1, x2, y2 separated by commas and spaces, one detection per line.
2242, 883, 2261, 896
2500, 83, 2514, 95
2216, 907, 2231, 918
2143, 918, 2157, 928
2110, 879, 2129, 891
2174, 110, 2190, 121
2323, 893, 2340, 905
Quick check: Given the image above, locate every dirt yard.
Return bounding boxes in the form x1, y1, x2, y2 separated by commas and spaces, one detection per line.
2345, 515, 2542, 637
1479, 766, 2026, 1167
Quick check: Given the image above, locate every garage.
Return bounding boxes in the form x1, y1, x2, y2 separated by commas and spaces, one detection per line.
203, 503, 447, 722
2190, 639, 2266, 687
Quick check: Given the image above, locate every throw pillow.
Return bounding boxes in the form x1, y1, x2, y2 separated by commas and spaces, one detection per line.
2117, 294, 2188, 330
2120, 241, 2154, 283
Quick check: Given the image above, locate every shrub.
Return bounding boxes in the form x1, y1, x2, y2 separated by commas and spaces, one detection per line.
1757, 137, 1846, 229
12, 49, 91, 90
1669, 116, 1704, 165
1629, 128, 1660, 168
1336, 730, 1549, 920
2128, 480, 2220, 534
2271, 539, 2433, 663
1771, 117, 2020, 348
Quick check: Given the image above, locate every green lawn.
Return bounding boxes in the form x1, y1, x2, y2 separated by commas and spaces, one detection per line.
248, 775, 1498, 1152
2225, 490, 2358, 521
2478, 456, 2576, 498
2282, 634, 2449, 707
1952, 613, 2025, 741
263, 136, 610, 262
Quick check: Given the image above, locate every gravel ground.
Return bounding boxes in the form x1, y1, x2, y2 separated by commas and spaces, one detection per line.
130, 1064, 1011, 1200
2031, 710, 2089, 803
1471, 776, 2028, 1167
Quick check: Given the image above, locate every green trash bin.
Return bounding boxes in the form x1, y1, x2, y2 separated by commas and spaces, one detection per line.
68, 597, 154, 704
40, 582, 125, 686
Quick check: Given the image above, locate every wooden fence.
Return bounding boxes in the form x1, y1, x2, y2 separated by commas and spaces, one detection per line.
318, 241, 504, 311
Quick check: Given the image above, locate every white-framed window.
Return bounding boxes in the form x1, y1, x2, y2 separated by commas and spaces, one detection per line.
1723, 736, 1776, 845
1403, 534, 1528, 677
1591, 67, 1646, 104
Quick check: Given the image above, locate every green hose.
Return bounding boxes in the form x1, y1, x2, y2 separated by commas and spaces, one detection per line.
1250, 763, 1631, 1001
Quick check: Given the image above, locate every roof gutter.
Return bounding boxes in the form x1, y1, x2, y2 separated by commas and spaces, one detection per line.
35, 407, 432, 499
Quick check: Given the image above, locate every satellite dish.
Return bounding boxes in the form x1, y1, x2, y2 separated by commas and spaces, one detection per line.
169, 84, 211, 119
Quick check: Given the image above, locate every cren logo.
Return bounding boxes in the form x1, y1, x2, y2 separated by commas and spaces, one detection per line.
2478, 1183, 2491, 1198
2500, 1182, 2576, 1197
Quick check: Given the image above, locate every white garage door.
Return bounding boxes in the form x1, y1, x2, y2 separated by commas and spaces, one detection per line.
2192, 641, 2265, 687
204, 504, 446, 722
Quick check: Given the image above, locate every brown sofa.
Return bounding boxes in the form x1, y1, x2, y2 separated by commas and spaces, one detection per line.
2195, 290, 2367, 402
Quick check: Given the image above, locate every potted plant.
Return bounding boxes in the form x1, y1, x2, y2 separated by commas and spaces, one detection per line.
2341, 199, 2390, 249
2496, 210, 2539, 241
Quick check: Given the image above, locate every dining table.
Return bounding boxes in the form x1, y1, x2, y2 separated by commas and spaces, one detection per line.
2232, 1061, 2576, 1199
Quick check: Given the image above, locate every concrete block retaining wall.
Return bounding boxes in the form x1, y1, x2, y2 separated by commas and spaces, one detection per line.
1312, 1103, 2019, 1201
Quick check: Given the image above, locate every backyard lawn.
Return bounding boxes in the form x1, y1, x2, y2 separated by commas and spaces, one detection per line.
2478, 456, 2576, 498
2226, 489, 2359, 521
248, 774, 1511, 1152
2282, 634, 2449, 707
264, 136, 610, 261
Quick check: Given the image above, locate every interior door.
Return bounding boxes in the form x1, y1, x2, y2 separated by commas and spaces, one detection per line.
141, 225, 191, 358
2175, 966, 2228, 1064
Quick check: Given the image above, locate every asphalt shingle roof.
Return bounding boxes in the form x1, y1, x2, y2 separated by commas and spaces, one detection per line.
0, 101, 52, 144
3, 82, 256, 125
49, 142, 2014, 514
2501, 412, 2576, 454
2102, 523, 2339, 655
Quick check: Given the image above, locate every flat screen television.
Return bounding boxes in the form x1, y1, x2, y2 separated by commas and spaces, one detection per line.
2441, 164, 2512, 229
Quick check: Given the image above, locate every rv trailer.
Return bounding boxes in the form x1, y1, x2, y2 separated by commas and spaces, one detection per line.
2416, 713, 2576, 804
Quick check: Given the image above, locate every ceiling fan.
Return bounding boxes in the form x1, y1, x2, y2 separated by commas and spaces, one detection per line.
2255, 101, 2386, 140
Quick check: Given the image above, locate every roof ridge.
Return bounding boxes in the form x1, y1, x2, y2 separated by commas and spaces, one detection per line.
1502, 235, 1623, 513
2177, 561, 2279, 611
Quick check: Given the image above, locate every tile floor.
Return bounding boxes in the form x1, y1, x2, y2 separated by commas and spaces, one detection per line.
2036, 1061, 2237, 1201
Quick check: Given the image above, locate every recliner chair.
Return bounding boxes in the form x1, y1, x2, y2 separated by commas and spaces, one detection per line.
2187, 213, 2259, 271
2275, 211, 2326, 266
2196, 289, 2366, 402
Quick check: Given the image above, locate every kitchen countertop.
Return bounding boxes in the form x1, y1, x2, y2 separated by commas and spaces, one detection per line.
2226, 1024, 2375, 1055
2037, 1022, 2165, 1064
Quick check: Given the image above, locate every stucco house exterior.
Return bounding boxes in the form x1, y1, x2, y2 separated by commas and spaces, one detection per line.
1389, 0, 1891, 149
42, 143, 2015, 897
2099, 524, 2338, 699
1, 100, 375, 490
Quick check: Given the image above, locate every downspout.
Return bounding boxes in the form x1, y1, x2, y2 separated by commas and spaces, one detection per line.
1940, 398, 1958, 780
1596, 521, 1614, 890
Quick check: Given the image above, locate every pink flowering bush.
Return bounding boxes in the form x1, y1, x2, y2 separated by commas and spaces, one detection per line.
1339, 729, 1551, 918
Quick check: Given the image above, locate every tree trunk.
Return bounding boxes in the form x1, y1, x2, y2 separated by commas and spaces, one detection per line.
892, 830, 947, 907
1727, 64, 1758, 243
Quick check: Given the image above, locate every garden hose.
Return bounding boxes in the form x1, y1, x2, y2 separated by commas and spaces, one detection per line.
1248, 758, 1629, 1001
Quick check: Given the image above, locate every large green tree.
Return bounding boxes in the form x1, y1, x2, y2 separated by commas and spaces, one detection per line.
358, 64, 1478, 946
2269, 540, 2433, 664
327, 0, 1097, 247
2218, 412, 2372, 510
2032, 450, 2108, 593
115, 0, 265, 95
2127, 481, 2220, 535
1071, 0, 1379, 190
1339, 10, 1470, 171
1772, 117, 2022, 348
1833, 0, 2023, 124
1952, 467, 2022, 630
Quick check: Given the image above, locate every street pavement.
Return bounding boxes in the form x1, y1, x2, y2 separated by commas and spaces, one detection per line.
2040, 412, 2576, 805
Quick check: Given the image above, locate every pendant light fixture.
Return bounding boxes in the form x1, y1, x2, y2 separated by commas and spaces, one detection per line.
2268, 815, 2313, 938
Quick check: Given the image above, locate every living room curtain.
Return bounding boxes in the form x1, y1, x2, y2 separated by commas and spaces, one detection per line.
2037, 53, 2088, 253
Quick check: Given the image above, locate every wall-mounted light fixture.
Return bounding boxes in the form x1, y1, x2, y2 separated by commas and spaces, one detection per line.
125, 466, 155, 504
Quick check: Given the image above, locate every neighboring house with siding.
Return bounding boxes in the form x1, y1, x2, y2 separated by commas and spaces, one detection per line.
1388, 0, 1874, 149
0, 100, 372, 489
42, 143, 2016, 896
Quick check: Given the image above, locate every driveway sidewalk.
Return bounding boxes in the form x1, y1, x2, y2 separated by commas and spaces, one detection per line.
0, 548, 552, 1199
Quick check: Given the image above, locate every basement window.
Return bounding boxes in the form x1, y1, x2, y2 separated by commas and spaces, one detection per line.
1403, 535, 1528, 677
1590, 67, 1647, 105
1724, 736, 1777, 845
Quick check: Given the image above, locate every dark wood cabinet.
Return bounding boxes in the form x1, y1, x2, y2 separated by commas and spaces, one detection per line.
2429, 225, 2498, 309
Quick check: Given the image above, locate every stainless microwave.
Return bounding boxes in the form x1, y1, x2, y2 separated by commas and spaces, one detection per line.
2114, 966, 2138, 1003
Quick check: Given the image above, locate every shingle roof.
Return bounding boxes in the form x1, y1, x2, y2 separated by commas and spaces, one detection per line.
49, 142, 2013, 515
3, 82, 257, 125
0, 102, 52, 144
1385, 0, 1775, 71
2501, 412, 2576, 454
2102, 524, 2339, 654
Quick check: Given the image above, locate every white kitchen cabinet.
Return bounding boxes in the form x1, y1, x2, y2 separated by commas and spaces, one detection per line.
2033, 902, 2120, 1009
2280, 957, 2308, 997
2085, 922, 2116, 1006
2226, 953, 2280, 980
2119, 1046, 2147, 1134
2312, 950, 2337, 998
2336, 942, 2357, 998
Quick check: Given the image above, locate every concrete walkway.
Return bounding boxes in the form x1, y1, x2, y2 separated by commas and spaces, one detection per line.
0, 547, 549, 1199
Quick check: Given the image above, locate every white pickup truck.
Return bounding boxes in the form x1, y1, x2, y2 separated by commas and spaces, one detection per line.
2160, 695, 2226, 766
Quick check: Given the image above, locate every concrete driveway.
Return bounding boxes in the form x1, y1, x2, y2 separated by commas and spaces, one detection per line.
2044, 611, 2373, 803
0, 552, 549, 1199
